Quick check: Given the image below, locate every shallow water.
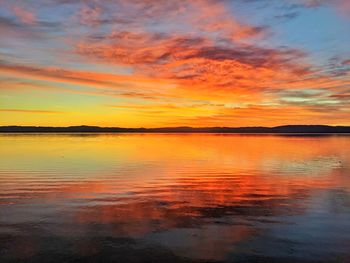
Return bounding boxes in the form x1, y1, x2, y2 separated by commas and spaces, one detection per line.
0, 134, 350, 263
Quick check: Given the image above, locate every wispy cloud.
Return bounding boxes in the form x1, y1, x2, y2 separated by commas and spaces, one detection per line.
0, 109, 62, 113
0, 0, 349, 126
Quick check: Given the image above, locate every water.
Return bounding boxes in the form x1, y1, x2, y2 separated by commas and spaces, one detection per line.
0, 134, 349, 263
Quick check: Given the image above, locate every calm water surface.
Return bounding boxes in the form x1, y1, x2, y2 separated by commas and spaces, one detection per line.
0, 134, 350, 263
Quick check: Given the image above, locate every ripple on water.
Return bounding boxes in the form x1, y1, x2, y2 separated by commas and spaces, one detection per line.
0, 134, 350, 262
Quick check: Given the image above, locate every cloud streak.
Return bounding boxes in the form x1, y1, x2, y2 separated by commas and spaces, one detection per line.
0, 0, 349, 126
0, 109, 62, 113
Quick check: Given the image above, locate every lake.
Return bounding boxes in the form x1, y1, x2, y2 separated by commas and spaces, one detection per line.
0, 134, 350, 263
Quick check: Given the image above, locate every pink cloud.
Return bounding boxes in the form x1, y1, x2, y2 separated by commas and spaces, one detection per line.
335, 0, 350, 17
11, 5, 36, 25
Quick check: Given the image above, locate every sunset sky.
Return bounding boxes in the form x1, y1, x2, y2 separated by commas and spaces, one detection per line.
0, 0, 349, 127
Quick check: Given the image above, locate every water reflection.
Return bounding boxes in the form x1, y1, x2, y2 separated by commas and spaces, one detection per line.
0, 134, 350, 262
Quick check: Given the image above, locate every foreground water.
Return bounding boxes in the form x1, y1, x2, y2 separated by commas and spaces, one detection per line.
0, 134, 350, 263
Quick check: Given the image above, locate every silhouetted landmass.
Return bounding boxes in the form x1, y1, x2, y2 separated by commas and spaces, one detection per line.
1, 125, 350, 133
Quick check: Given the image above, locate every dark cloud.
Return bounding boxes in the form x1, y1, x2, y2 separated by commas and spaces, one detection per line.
323, 56, 350, 77
0, 16, 24, 29
0, 14, 62, 43
186, 45, 306, 69
274, 11, 299, 21
342, 59, 350, 66
77, 30, 308, 70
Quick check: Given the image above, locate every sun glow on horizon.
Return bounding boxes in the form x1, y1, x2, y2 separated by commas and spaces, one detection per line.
0, 0, 349, 127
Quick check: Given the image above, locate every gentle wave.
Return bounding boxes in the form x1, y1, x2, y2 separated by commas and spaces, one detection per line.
1, 134, 350, 262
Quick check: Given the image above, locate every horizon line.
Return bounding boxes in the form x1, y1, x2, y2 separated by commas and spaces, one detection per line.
1, 124, 350, 134
1, 124, 350, 128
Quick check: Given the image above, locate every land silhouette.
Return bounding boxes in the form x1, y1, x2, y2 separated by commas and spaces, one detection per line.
1, 125, 350, 133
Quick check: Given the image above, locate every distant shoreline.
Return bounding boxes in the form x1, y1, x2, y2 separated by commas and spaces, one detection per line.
1, 125, 350, 133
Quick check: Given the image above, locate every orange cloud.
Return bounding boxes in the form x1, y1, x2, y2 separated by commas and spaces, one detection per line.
1, 0, 349, 126
0, 61, 174, 93
76, 29, 311, 94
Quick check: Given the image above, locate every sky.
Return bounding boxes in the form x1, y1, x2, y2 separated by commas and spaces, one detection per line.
0, 0, 349, 127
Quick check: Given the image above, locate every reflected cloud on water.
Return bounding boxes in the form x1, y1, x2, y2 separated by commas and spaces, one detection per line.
0, 134, 350, 262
